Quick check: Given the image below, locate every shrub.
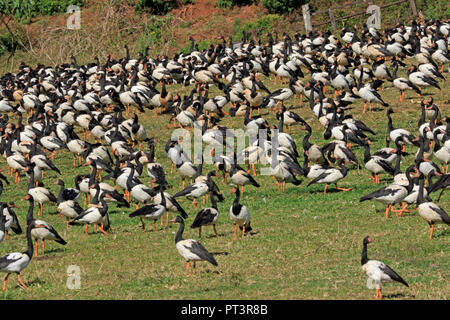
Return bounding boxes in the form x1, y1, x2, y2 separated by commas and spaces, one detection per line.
134, 0, 193, 15
217, 0, 255, 9
0, 0, 86, 20
261, 0, 306, 14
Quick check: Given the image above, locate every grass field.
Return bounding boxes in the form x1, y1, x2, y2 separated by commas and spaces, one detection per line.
0, 58, 448, 300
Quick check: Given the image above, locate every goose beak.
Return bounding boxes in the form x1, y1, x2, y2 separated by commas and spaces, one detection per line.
168, 219, 176, 224
368, 237, 374, 243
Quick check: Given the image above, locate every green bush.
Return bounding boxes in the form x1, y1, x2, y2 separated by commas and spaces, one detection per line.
217, 0, 254, 8
134, 0, 193, 15
0, 0, 86, 20
261, 0, 305, 14
139, 14, 176, 53
36, 0, 86, 16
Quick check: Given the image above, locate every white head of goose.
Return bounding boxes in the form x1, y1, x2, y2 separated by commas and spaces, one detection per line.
169, 215, 218, 275
361, 236, 409, 300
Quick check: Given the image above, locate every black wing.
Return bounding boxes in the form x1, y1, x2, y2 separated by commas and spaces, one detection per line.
380, 264, 409, 287
185, 241, 218, 266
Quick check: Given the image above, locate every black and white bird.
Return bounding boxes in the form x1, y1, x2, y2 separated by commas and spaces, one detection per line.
0, 223, 34, 290
169, 216, 218, 275
129, 185, 167, 232
229, 186, 251, 240
416, 174, 450, 239
24, 194, 67, 257
361, 236, 409, 300
190, 193, 219, 238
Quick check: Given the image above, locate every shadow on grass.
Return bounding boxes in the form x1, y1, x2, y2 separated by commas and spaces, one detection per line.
383, 292, 415, 299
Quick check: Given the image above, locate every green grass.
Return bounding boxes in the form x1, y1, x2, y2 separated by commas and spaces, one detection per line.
0, 57, 449, 300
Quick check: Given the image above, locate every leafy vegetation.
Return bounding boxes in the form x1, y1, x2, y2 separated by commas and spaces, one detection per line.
261, 0, 306, 14
139, 14, 176, 54
0, 0, 86, 20
133, 0, 193, 15
216, 0, 255, 9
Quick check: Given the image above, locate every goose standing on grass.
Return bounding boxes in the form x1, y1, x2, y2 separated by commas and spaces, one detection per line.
169, 215, 218, 275
24, 194, 67, 257
361, 236, 409, 300
363, 142, 395, 184
360, 166, 417, 219
55, 179, 83, 229
386, 108, 420, 151
229, 186, 251, 240
306, 159, 352, 195
129, 185, 166, 232
353, 72, 389, 114
407, 65, 441, 95
416, 174, 450, 239
26, 163, 57, 216
392, 60, 421, 102
69, 184, 112, 236
190, 193, 219, 238
0, 223, 34, 290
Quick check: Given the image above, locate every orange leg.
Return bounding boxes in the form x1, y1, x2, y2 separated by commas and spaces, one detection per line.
35, 240, 39, 257
384, 205, 391, 219
2, 273, 10, 291
242, 225, 246, 238
234, 224, 237, 241
252, 164, 256, 176
213, 225, 218, 238
363, 103, 367, 114
42, 240, 45, 257
85, 224, 89, 236
429, 224, 434, 240
17, 274, 27, 289
323, 184, 328, 195
98, 224, 108, 235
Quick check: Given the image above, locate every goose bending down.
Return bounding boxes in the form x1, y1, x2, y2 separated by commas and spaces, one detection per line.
416, 174, 449, 239
360, 166, 416, 219
173, 170, 217, 207
392, 61, 420, 102
55, 179, 83, 229
363, 142, 395, 184
169, 215, 218, 275
69, 184, 112, 236
306, 159, 352, 195
353, 73, 388, 114
229, 187, 251, 240
24, 194, 67, 257
361, 236, 409, 300
25, 164, 57, 216
129, 186, 166, 232
126, 163, 157, 208
0, 223, 34, 290
190, 193, 219, 238
386, 108, 420, 150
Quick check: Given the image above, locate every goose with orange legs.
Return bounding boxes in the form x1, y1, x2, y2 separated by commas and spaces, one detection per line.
361, 236, 409, 300
306, 159, 352, 195
129, 185, 166, 232
25, 163, 57, 216
24, 194, 67, 257
169, 216, 218, 275
360, 166, 417, 219
416, 174, 450, 239
229, 186, 251, 241
0, 223, 34, 291
190, 193, 219, 238
69, 184, 112, 236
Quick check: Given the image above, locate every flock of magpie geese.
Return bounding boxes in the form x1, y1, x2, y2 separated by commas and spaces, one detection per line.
0, 16, 448, 298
